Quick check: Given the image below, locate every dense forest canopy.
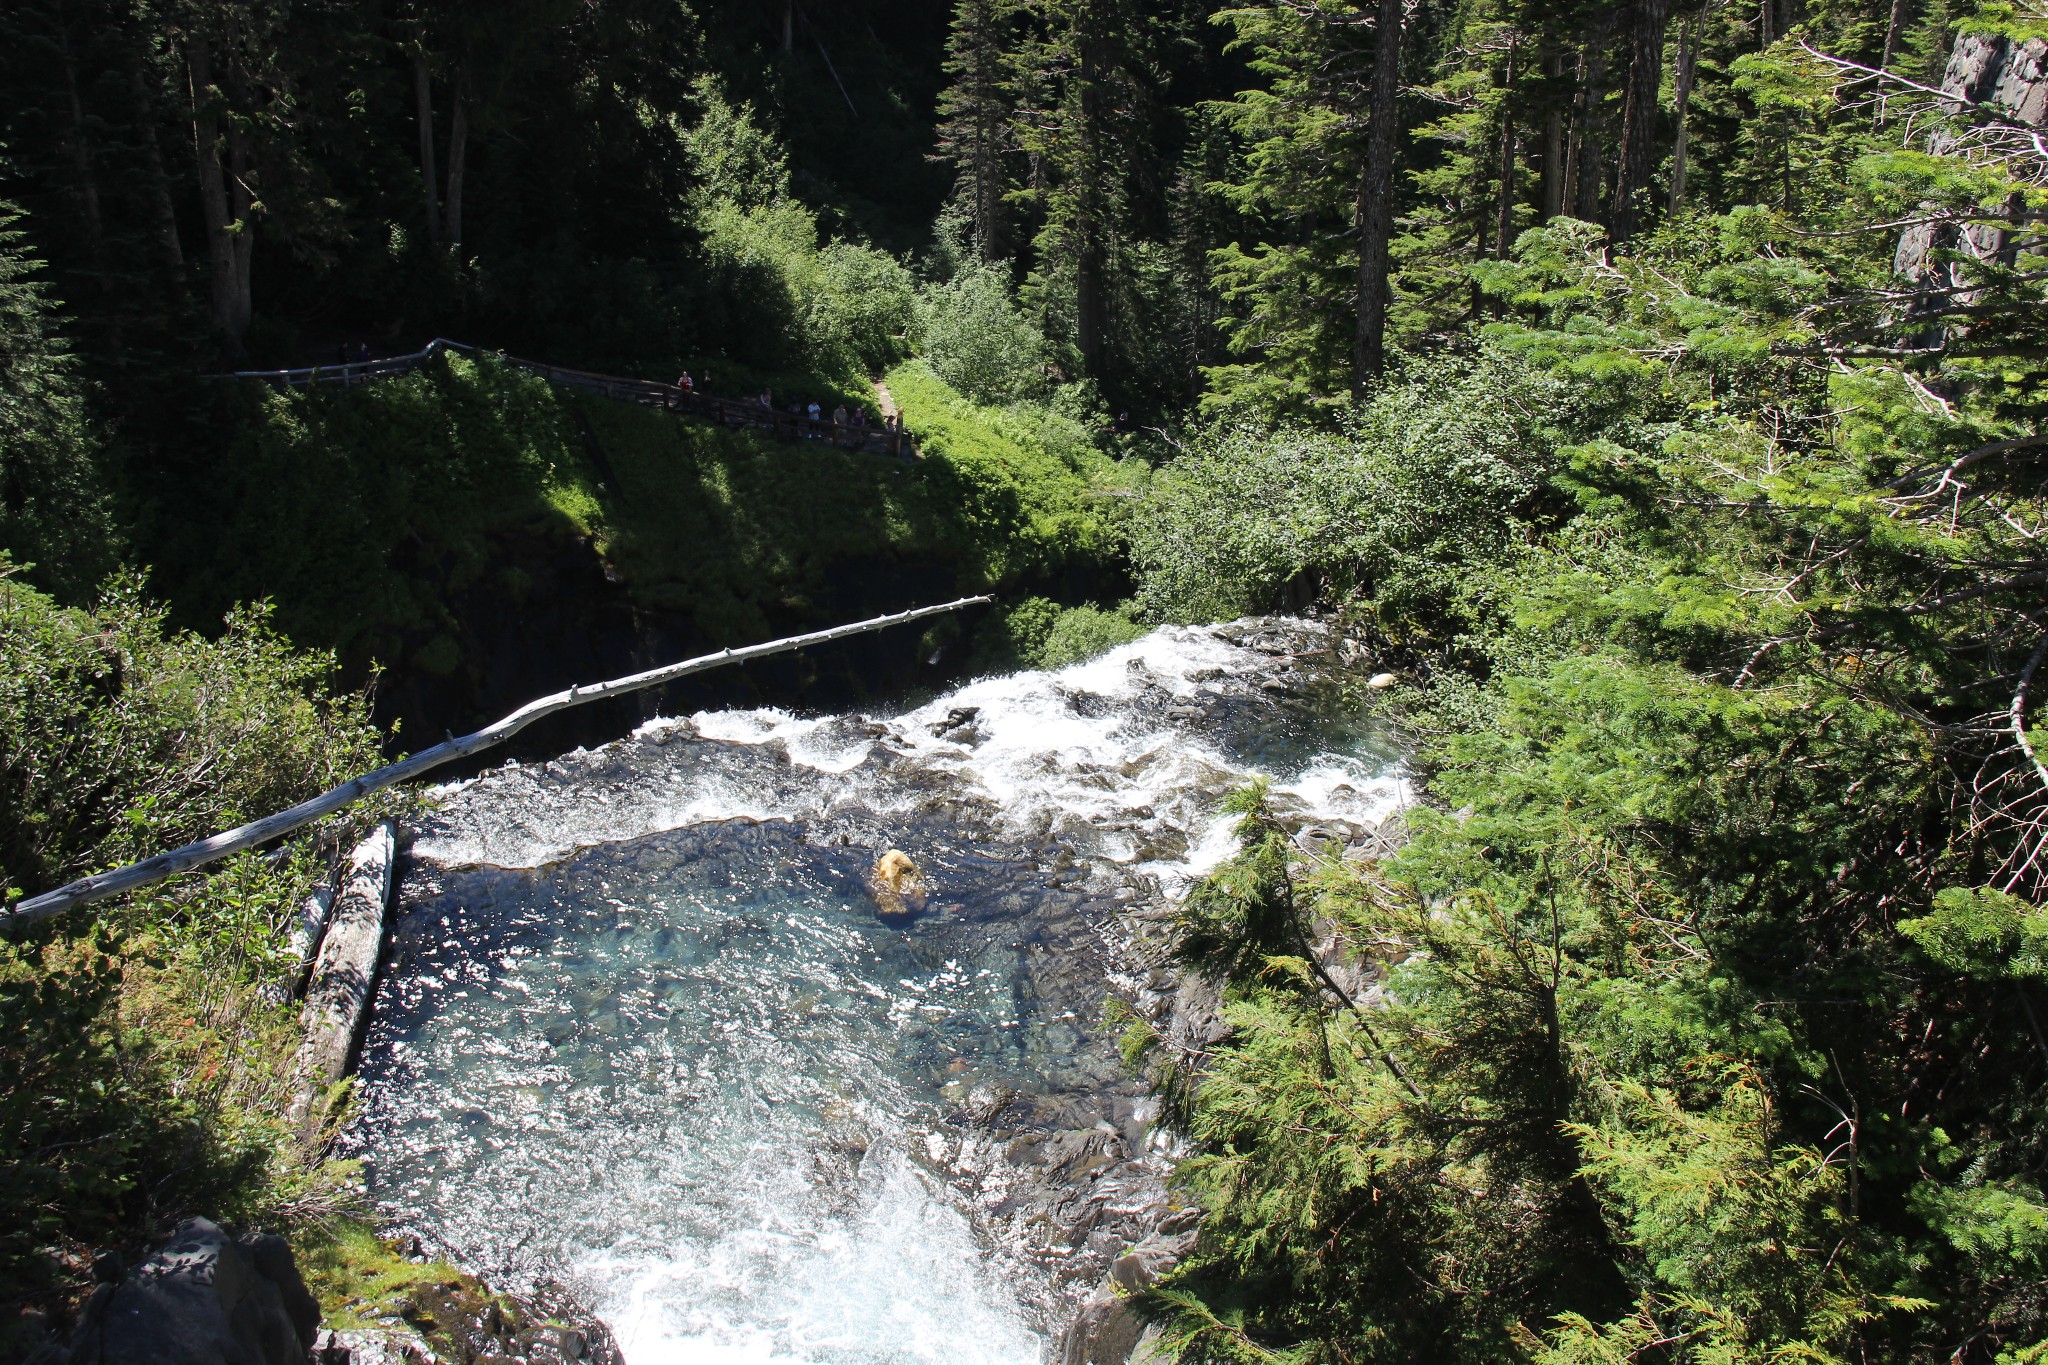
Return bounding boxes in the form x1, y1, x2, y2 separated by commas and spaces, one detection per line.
4, 0, 2048, 1361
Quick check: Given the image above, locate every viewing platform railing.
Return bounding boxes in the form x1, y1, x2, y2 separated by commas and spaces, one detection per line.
209, 338, 914, 459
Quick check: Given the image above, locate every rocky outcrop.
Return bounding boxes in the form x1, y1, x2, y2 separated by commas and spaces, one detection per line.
316, 1276, 623, 1365
1055, 1215, 1199, 1365
291, 821, 398, 1134
1894, 32, 2048, 318
64, 1218, 320, 1365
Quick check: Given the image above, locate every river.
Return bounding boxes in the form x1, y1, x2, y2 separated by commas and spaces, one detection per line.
344, 619, 1406, 1364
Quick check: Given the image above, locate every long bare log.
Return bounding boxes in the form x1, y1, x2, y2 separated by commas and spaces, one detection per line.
3, 597, 991, 932
2014, 631, 2048, 796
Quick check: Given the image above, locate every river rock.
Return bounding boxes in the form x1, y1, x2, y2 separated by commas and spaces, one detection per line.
1053, 1214, 1201, 1365
324, 1276, 623, 1365
64, 1217, 319, 1365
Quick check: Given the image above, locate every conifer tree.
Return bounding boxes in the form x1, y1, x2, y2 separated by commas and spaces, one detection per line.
934, 0, 1023, 261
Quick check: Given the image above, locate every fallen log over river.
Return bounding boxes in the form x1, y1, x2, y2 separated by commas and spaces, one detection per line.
3, 596, 990, 932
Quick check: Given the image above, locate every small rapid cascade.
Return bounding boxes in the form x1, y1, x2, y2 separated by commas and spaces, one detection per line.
348, 620, 1408, 1365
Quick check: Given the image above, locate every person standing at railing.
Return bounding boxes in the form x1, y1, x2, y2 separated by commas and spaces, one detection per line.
831, 402, 849, 446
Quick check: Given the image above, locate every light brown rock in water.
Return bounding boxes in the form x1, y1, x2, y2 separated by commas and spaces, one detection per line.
866, 848, 928, 917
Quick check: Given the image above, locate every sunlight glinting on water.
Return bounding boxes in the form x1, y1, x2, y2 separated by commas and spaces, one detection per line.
357, 622, 1407, 1364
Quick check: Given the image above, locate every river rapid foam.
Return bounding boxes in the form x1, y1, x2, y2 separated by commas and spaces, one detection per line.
348, 620, 1407, 1365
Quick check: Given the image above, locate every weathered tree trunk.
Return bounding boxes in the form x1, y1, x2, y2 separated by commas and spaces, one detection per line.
1352, 0, 1404, 390
1073, 25, 1107, 374
414, 47, 441, 246
1494, 36, 1520, 257
130, 54, 185, 270
1542, 54, 1566, 221
190, 34, 253, 353
445, 64, 470, 251
1670, 17, 1697, 213
1563, 51, 1594, 221
1882, 0, 1914, 69
1759, 0, 1777, 46
1612, 0, 1673, 244
59, 32, 108, 285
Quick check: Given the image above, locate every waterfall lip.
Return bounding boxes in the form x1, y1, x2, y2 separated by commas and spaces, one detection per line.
408, 618, 1411, 879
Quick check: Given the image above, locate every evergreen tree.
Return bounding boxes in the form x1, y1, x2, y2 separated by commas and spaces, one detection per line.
0, 200, 114, 600
934, 0, 1023, 261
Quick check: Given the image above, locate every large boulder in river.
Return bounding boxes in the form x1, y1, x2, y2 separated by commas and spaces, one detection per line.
66, 1217, 319, 1365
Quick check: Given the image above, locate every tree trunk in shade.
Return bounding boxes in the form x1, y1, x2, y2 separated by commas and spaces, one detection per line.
1612, 0, 1672, 245
414, 47, 441, 246
190, 33, 254, 352
1352, 0, 1404, 390
446, 65, 470, 251
1670, 17, 1697, 214
1494, 36, 1520, 257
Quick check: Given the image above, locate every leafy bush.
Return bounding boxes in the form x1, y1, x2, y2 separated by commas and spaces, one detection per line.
913, 262, 1050, 405
815, 241, 915, 373
1038, 603, 1145, 667
973, 596, 1145, 671
697, 202, 913, 378
1129, 351, 1569, 630
0, 565, 387, 899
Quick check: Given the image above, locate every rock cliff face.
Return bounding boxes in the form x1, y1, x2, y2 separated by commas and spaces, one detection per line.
1894, 32, 2048, 319
63, 1218, 320, 1365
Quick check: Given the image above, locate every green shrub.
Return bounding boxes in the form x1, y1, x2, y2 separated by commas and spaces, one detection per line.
0, 561, 386, 1319
816, 242, 915, 373
970, 596, 1145, 671
698, 202, 913, 378
1129, 351, 1567, 626
1038, 604, 1145, 667
913, 263, 1050, 405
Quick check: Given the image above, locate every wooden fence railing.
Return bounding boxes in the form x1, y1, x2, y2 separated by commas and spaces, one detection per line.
209, 338, 915, 459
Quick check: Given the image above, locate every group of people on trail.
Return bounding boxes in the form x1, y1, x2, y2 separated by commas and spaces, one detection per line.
779, 395, 896, 440
666, 367, 908, 456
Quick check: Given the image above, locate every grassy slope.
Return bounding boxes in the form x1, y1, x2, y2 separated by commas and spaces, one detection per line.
142, 354, 1117, 677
